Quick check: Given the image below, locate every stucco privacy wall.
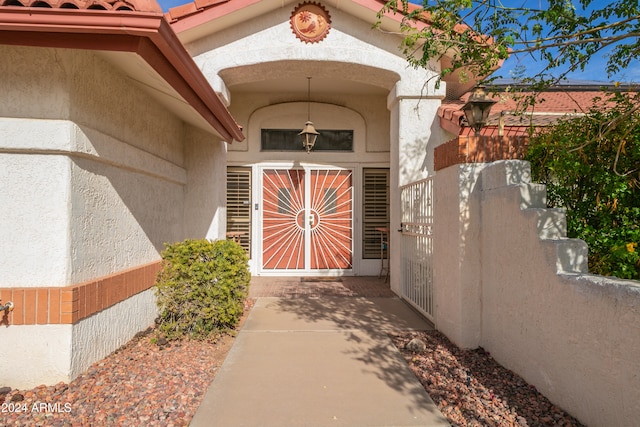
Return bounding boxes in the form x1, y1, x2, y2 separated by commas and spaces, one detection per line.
0, 45, 228, 387
434, 160, 640, 426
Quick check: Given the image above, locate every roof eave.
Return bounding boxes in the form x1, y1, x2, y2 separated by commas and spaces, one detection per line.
0, 7, 244, 142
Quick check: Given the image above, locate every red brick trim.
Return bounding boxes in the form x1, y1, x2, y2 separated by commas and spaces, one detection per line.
434, 135, 529, 171
0, 261, 161, 326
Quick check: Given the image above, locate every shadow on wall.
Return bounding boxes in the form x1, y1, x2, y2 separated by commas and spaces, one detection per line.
182, 128, 227, 240
400, 135, 431, 183
70, 156, 183, 258
69, 124, 227, 272
400, 115, 448, 183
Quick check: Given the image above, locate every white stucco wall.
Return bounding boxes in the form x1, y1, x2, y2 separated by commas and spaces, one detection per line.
0, 289, 158, 389
0, 149, 72, 287
435, 160, 640, 426
184, 126, 228, 240
433, 163, 484, 346
0, 324, 72, 388
0, 45, 229, 387
186, 5, 438, 97
70, 289, 158, 382
0, 46, 227, 285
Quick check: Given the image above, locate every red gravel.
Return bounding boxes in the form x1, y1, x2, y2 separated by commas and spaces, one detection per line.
0, 299, 254, 427
391, 331, 586, 427
0, 331, 225, 427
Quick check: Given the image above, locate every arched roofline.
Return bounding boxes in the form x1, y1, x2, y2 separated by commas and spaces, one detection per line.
218, 59, 402, 94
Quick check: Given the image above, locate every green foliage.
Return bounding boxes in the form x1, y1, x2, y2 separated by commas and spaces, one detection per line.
376, 1, 640, 87
525, 92, 640, 280
155, 239, 251, 340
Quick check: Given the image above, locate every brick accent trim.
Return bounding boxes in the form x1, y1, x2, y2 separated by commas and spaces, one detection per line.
434, 135, 529, 171
0, 261, 161, 326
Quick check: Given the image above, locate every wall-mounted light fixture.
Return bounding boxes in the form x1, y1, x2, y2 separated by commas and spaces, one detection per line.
299, 77, 319, 153
462, 86, 496, 135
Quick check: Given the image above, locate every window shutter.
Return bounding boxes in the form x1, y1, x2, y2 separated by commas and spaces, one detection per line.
226, 167, 252, 254
362, 168, 390, 259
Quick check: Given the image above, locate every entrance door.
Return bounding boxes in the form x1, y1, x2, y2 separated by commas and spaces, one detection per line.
261, 168, 353, 271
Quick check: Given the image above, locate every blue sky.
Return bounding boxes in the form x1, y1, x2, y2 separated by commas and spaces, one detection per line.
158, 0, 637, 84
160, 0, 186, 10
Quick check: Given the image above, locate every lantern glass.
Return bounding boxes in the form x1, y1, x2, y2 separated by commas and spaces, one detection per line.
462, 86, 496, 135
299, 121, 319, 153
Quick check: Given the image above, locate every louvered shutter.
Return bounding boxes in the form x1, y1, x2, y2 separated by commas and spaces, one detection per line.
226, 167, 252, 254
362, 168, 390, 259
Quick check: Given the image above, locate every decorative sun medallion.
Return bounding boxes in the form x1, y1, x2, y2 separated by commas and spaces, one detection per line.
290, 2, 331, 44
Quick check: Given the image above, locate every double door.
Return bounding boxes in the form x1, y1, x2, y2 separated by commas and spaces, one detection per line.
261, 168, 353, 271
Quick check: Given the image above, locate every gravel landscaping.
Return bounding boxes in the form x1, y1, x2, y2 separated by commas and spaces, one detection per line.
0, 299, 254, 427
391, 331, 585, 427
2, 299, 584, 427
0, 327, 233, 427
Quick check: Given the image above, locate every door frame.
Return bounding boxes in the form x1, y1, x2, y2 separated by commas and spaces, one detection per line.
255, 163, 357, 276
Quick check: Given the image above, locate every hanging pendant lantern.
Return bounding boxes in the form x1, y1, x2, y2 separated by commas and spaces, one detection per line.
299, 120, 319, 153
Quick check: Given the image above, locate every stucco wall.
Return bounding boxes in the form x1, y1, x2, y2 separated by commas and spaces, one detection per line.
186, 5, 437, 96
183, 126, 228, 240
0, 46, 202, 286
226, 94, 390, 156
0, 45, 228, 387
434, 160, 640, 426
0, 324, 72, 388
0, 289, 158, 389
0, 150, 72, 287
433, 164, 483, 346
70, 289, 158, 382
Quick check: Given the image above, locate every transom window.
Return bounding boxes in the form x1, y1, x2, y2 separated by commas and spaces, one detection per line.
261, 129, 354, 151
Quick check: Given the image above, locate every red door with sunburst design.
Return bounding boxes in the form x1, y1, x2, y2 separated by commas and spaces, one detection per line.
262, 168, 353, 271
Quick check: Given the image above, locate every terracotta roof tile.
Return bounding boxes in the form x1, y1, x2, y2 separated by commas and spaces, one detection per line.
438, 90, 622, 135
194, 0, 227, 9
164, 0, 235, 23
1, 0, 161, 12
165, 1, 199, 20
164, 0, 415, 27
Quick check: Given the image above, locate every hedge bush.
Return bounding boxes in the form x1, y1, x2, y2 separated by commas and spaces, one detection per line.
525, 92, 640, 280
155, 239, 250, 340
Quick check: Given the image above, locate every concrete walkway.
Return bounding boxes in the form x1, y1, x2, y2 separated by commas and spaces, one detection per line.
190, 278, 449, 427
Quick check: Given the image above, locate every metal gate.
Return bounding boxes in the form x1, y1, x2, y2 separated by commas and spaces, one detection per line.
400, 177, 434, 322
261, 168, 353, 272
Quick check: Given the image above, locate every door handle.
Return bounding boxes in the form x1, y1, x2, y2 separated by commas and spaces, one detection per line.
309, 215, 315, 226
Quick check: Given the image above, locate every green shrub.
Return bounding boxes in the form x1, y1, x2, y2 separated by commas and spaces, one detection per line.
525, 92, 640, 280
155, 239, 250, 340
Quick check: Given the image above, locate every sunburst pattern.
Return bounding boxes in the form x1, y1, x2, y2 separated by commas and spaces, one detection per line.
262, 169, 352, 270
309, 169, 352, 269
262, 169, 305, 269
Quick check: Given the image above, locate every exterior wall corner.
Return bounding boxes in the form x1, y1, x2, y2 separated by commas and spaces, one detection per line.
432, 163, 485, 348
